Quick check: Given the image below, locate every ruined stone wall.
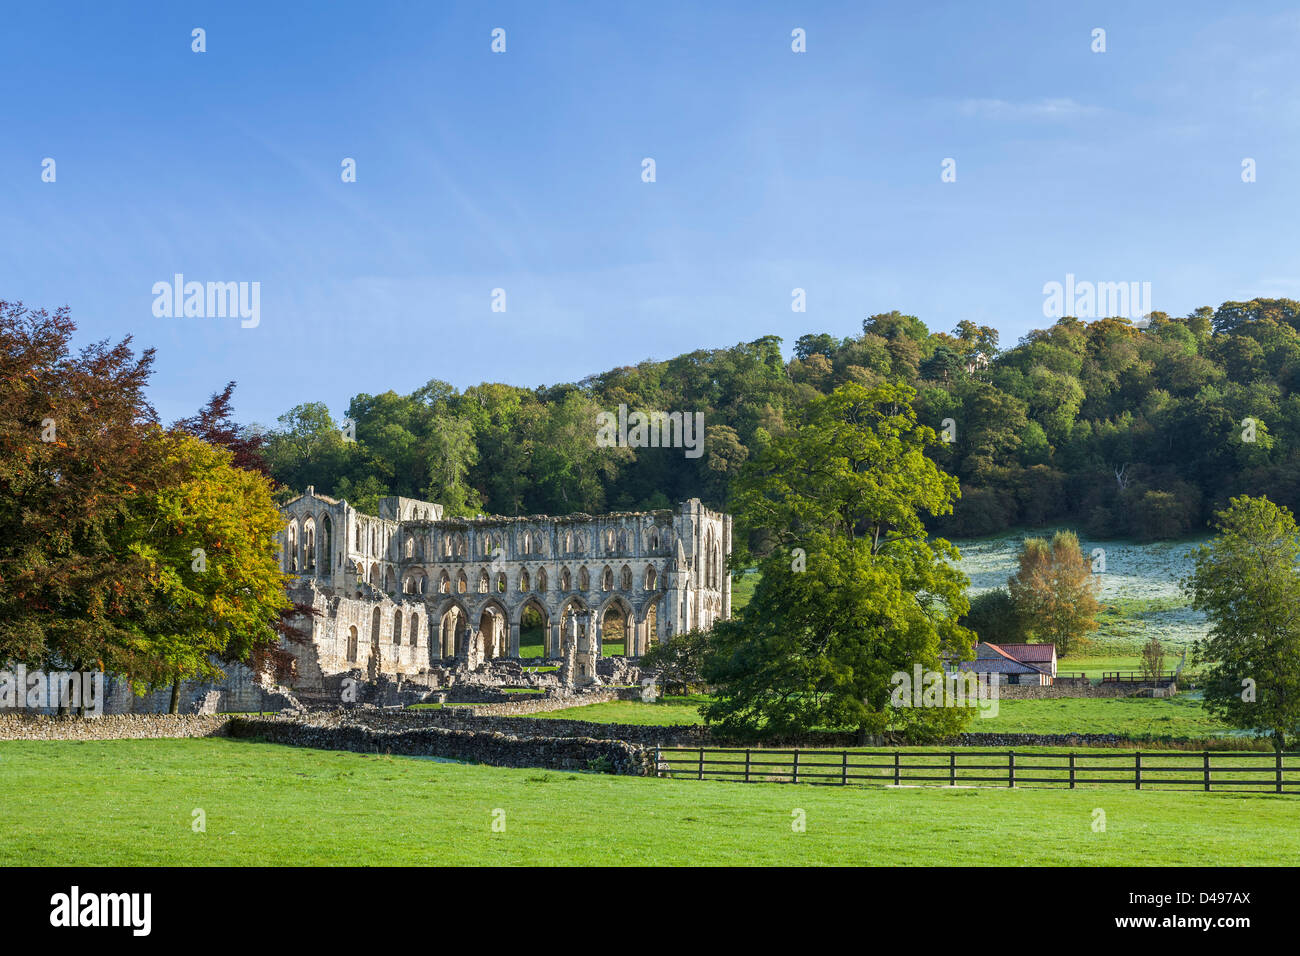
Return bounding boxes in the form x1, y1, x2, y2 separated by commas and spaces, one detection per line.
276, 491, 732, 687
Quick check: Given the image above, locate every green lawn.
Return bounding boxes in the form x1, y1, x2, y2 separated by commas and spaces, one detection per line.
524, 692, 1246, 741
980, 695, 1236, 738
529, 694, 712, 725
1, 738, 1294, 865
731, 570, 758, 612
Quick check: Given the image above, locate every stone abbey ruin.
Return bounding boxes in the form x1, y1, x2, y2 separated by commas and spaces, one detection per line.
277, 489, 732, 706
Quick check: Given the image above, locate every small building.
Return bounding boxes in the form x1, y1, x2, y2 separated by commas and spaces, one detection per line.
961, 642, 1057, 686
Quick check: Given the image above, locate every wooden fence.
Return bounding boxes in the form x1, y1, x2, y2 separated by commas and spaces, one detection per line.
1101, 671, 1176, 683
654, 747, 1299, 793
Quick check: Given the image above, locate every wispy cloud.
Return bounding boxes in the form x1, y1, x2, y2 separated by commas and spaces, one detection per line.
955, 97, 1104, 120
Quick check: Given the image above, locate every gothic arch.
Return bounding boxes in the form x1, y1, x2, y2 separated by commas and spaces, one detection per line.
319, 514, 333, 574
598, 594, 633, 648
436, 599, 471, 659
303, 517, 317, 571
516, 596, 550, 660
285, 519, 299, 572
478, 599, 509, 660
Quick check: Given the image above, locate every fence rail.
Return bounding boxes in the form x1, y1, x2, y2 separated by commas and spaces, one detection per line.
654, 747, 1300, 793
1101, 671, 1176, 683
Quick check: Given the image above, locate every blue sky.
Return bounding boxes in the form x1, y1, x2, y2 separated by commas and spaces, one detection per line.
3, 1, 1298, 426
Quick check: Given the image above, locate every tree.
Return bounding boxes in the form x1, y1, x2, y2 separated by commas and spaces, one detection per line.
1184, 496, 1300, 750
1006, 530, 1099, 656
124, 433, 291, 709
0, 302, 170, 679
702, 382, 972, 741
172, 381, 268, 475
262, 402, 349, 494
961, 588, 1027, 645
1139, 635, 1165, 683
637, 628, 712, 695
424, 415, 482, 516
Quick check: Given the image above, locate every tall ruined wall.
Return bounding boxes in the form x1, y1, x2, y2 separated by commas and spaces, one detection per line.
277, 492, 731, 685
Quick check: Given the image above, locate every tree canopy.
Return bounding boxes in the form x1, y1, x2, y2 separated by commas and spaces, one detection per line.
260, 299, 1300, 546
699, 382, 973, 740
1184, 495, 1300, 750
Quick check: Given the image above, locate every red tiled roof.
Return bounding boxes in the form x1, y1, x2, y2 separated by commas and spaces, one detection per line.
972, 642, 1053, 676
985, 642, 1056, 662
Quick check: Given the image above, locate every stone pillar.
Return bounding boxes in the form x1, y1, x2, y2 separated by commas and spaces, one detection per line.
629, 615, 643, 658
509, 620, 521, 658
722, 514, 733, 620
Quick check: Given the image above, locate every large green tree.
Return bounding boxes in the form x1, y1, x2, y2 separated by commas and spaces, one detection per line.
702, 382, 973, 741
1184, 496, 1300, 750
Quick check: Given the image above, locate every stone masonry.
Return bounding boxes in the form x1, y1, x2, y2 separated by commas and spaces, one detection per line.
277, 490, 731, 692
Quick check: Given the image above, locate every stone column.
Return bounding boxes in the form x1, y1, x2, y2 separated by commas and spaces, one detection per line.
509, 620, 521, 658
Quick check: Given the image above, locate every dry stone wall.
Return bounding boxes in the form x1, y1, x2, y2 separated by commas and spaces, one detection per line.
226, 714, 655, 775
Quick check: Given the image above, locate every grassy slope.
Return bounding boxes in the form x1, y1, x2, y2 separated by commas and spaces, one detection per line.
1, 738, 1294, 866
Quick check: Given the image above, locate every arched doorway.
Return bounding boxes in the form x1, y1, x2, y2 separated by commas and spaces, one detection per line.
518, 598, 549, 660
478, 602, 507, 659
600, 598, 632, 657
439, 605, 470, 659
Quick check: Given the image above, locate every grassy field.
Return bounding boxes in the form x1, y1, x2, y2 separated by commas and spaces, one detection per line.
525, 692, 1247, 741
953, 529, 1208, 655
1, 738, 1295, 866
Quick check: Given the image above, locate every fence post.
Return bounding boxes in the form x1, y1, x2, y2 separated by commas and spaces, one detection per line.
1204, 751, 1210, 792
949, 751, 956, 786
1135, 751, 1141, 790
697, 747, 704, 780
1069, 752, 1076, 790
792, 749, 800, 785
841, 750, 848, 786
1278, 750, 1284, 794
1008, 751, 1015, 788
655, 745, 661, 778
744, 749, 751, 784
893, 751, 900, 786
